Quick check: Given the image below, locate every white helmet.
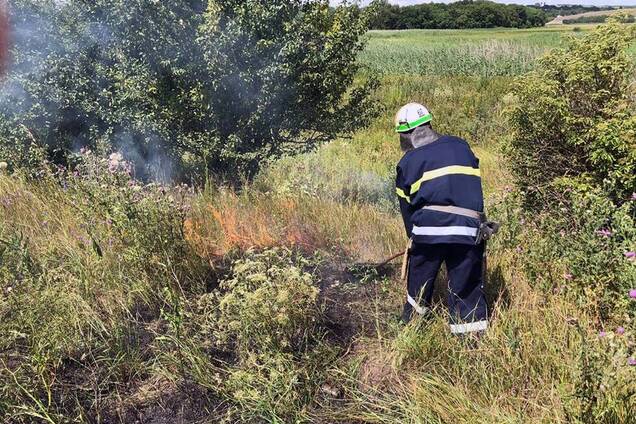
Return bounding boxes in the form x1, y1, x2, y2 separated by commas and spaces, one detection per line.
394, 103, 432, 133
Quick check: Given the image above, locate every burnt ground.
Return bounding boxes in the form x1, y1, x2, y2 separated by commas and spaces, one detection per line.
83, 256, 508, 424
92, 259, 404, 424
318, 261, 404, 345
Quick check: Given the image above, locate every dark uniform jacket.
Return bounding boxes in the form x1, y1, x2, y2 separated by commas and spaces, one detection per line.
396, 135, 484, 245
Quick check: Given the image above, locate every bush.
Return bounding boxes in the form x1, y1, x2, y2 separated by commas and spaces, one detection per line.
201, 248, 321, 356
522, 187, 636, 322
162, 248, 337, 422
0, 0, 378, 181
507, 20, 636, 208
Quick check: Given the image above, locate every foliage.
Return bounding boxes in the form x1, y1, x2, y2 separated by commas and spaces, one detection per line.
567, 322, 636, 423
163, 248, 338, 422
0, 0, 377, 181
0, 155, 207, 421
522, 187, 636, 322
507, 20, 636, 207
201, 248, 321, 356
368, 0, 547, 30
564, 14, 636, 25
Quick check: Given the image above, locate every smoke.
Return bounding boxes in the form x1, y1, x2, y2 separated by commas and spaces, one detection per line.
0, 0, 181, 183
115, 131, 174, 183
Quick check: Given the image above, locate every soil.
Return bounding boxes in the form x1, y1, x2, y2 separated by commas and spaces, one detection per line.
61, 260, 403, 424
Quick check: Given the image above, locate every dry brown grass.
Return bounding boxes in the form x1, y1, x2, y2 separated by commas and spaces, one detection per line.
184, 188, 405, 263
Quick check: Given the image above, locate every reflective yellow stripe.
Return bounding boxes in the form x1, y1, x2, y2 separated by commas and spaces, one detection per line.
410, 166, 480, 196
396, 187, 411, 203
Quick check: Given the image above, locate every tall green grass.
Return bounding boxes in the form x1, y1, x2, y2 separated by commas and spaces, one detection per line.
362, 40, 548, 77
360, 25, 636, 77
361, 27, 576, 77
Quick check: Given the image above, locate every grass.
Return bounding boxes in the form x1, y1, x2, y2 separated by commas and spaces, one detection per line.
1, 24, 635, 422
362, 25, 636, 76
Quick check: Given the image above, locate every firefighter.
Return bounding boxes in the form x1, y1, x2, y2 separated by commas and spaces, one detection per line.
394, 102, 498, 335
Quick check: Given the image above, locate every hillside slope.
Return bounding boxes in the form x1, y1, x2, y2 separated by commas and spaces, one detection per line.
547, 8, 636, 25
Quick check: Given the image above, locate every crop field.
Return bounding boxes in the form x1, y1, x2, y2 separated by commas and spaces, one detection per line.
1, 6, 635, 423
361, 25, 636, 76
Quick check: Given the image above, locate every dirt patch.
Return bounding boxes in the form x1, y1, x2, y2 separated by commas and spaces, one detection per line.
101, 378, 221, 424
317, 261, 403, 346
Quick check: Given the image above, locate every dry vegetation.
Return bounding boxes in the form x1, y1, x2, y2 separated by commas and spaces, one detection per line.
0, 21, 635, 424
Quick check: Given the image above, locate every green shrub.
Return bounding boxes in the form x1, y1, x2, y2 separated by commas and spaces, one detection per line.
506, 20, 636, 325
507, 20, 636, 207
0, 0, 378, 181
162, 248, 337, 422
201, 248, 321, 356
522, 187, 635, 322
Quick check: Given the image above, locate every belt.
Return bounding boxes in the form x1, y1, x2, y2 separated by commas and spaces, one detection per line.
421, 205, 482, 220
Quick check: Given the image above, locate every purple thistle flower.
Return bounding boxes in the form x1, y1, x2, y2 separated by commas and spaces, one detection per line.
625, 251, 636, 260
631, 192, 636, 201
628, 358, 636, 366
599, 331, 607, 338
616, 327, 625, 335
630, 289, 636, 299
564, 273, 573, 281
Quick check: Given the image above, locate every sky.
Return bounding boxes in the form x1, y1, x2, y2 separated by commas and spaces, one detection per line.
330, 1, 636, 6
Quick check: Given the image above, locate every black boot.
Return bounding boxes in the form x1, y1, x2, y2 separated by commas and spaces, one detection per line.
401, 303, 414, 324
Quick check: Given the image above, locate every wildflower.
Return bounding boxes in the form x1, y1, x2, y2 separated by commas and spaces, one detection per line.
628, 357, 636, 366
616, 327, 625, 335
630, 289, 636, 299
625, 251, 635, 261
109, 152, 123, 162
108, 152, 124, 172
599, 331, 607, 338
516, 246, 523, 253
595, 229, 612, 237
563, 273, 573, 280
632, 192, 636, 201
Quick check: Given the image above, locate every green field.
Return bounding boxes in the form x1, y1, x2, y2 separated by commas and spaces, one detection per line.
361, 25, 636, 76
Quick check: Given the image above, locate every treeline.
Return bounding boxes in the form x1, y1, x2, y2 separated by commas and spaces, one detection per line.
538, 5, 618, 19
369, 0, 547, 30
564, 14, 635, 25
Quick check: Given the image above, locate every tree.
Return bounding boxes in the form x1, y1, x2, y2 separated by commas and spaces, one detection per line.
367, 0, 548, 30
507, 20, 636, 208
0, 0, 378, 182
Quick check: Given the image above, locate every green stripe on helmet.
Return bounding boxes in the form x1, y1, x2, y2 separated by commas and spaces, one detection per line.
395, 113, 432, 133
